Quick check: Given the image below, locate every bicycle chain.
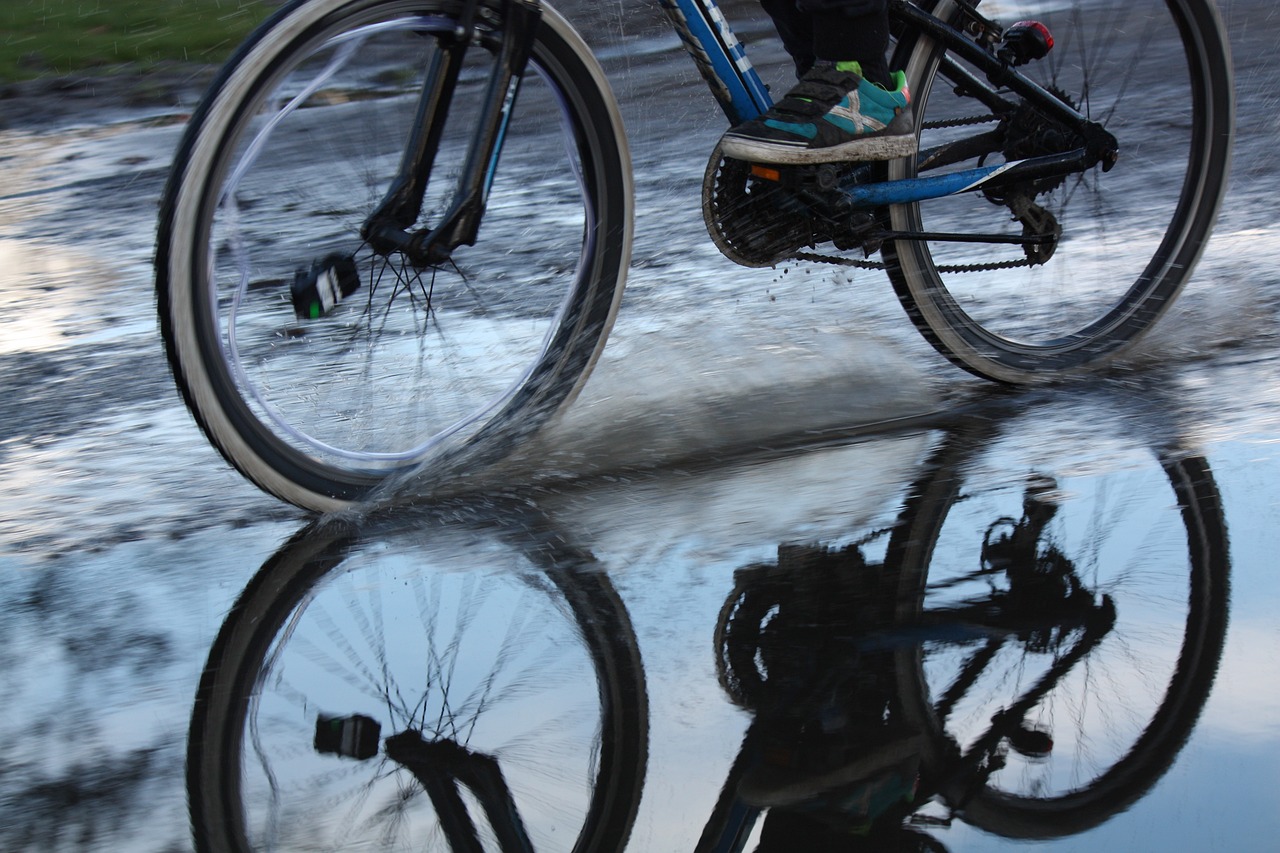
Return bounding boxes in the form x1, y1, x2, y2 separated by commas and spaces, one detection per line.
788, 251, 1035, 274
712, 113, 1030, 273
921, 114, 1000, 130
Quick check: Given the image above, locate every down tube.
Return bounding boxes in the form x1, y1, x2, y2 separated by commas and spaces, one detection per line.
658, 0, 773, 124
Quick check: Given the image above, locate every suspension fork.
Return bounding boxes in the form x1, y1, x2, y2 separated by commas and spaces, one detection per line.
385, 732, 535, 852
362, 0, 543, 265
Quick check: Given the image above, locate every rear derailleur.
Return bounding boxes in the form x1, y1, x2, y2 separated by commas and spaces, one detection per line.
996, 191, 1061, 266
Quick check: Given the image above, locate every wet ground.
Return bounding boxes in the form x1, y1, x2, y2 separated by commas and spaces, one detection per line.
2, 0, 1280, 850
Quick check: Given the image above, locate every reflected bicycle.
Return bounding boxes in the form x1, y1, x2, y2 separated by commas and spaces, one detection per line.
156, 0, 1234, 511
186, 405, 1231, 852
703, 418, 1230, 850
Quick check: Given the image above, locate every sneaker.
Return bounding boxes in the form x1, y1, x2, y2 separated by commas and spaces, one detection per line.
720, 63, 916, 165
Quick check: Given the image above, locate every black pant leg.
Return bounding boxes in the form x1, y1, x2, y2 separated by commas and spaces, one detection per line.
759, 0, 817, 77
786, 0, 892, 86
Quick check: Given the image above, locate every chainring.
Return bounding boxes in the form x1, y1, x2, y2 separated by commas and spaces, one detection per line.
701, 144, 819, 268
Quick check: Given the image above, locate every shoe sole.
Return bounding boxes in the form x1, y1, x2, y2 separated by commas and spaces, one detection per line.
720, 132, 918, 165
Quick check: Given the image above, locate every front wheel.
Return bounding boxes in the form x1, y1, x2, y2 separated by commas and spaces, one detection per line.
187, 512, 648, 852
886, 0, 1234, 383
157, 0, 632, 511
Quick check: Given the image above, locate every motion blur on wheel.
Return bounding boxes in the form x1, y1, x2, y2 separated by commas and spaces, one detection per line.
886, 0, 1232, 382
157, 0, 631, 511
187, 512, 647, 853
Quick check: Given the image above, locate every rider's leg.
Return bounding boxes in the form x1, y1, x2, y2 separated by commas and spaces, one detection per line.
801, 0, 892, 87
759, 0, 816, 76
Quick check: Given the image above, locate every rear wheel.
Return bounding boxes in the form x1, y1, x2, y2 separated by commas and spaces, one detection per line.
157, 0, 632, 510
886, 0, 1233, 382
888, 421, 1230, 837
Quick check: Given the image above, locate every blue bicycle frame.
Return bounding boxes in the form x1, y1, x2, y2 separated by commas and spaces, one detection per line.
654, 0, 1115, 211
656, 0, 774, 123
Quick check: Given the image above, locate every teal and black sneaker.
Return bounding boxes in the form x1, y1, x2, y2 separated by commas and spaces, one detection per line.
720, 62, 916, 165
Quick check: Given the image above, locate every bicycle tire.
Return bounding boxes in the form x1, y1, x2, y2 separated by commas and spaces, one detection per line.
713, 564, 786, 709
887, 425, 1230, 839
885, 0, 1234, 383
187, 511, 648, 852
157, 0, 632, 511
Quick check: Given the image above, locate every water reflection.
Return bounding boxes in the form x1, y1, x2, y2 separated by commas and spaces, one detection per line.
187, 506, 647, 851
188, 405, 1230, 851
699, 419, 1230, 851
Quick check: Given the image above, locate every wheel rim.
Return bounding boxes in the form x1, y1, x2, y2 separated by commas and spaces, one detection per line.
889, 418, 1228, 837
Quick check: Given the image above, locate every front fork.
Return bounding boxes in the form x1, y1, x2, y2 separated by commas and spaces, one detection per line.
361, 0, 543, 266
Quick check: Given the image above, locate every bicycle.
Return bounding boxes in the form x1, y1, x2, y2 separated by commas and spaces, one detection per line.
702, 420, 1230, 850
156, 0, 1235, 511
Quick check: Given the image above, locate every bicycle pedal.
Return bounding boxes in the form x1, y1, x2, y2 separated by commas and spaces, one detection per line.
292, 252, 360, 320
314, 713, 381, 760
745, 161, 872, 193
